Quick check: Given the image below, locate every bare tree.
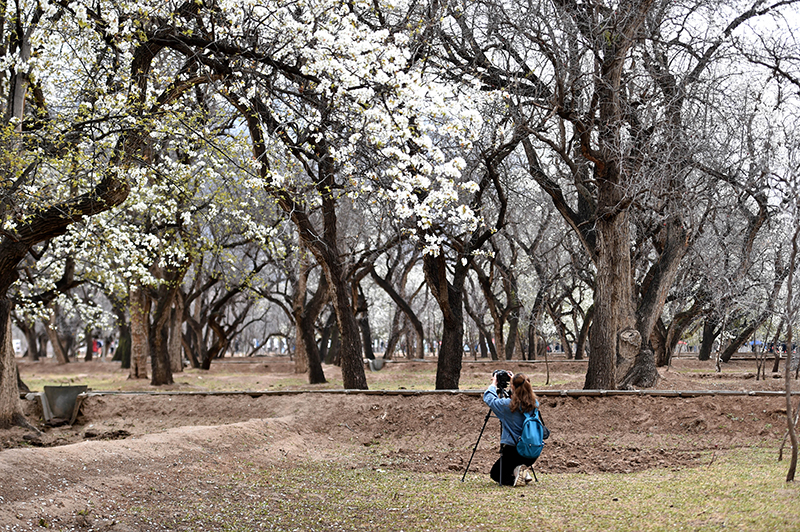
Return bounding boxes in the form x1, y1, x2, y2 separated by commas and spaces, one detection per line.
434, 0, 796, 389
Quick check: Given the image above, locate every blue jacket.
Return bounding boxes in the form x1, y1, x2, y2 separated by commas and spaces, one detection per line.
483, 385, 537, 446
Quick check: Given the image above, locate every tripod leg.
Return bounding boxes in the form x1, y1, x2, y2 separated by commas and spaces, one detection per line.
498, 450, 503, 486
462, 409, 493, 482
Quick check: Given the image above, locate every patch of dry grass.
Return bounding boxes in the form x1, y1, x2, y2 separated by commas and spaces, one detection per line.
185, 448, 800, 532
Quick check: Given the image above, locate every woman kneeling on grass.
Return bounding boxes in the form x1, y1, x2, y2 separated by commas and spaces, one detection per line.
483, 371, 538, 486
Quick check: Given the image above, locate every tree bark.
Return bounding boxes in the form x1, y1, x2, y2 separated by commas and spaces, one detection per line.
0, 299, 26, 427
423, 252, 466, 389
772, 320, 785, 374
321, 263, 366, 388
356, 284, 375, 360
575, 305, 594, 360
293, 260, 328, 384
84, 326, 94, 362
699, 315, 718, 362
784, 224, 799, 481
148, 263, 186, 385
585, 211, 636, 389
657, 300, 705, 366
169, 290, 184, 372
129, 285, 149, 380
150, 319, 173, 386
46, 312, 69, 365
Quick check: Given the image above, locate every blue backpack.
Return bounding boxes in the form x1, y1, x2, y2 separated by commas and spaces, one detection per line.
516, 409, 547, 460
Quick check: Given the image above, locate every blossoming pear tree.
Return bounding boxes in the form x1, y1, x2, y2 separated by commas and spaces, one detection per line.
124, 0, 488, 388
0, 0, 234, 426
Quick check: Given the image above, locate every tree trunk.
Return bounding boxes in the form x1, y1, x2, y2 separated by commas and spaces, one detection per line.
150, 319, 174, 386
27, 327, 39, 361
651, 319, 669, 367
720, 309, 779, 363
149, 265, 184, 385
478, 331, 488, 358
575, 304, 593, 360
0, 299, 26, 428
437, 309, 464, 389
46, 313, 69, 365
288, 219, 366, 388
784, 223, 799, 481
17, 321, 40, 361
292, 264, 311, 375
504, 309, 520, 361
298, 315, 326, 384
526, 311, 537, 361
624, 214, 687, 384
359, 314, 375, 360
585, 211, 636, 390
323, 266, 366, 388
168, 290, 184, 372
326, 324, 341, 366
423, 253, 466, 390
772, 320, 785, 374
383, 317, 404, 361
292, 263, 327, 384
37, 333, 48, 362
84, 326, 94, 362
109, 293, 131, 367
116, 330, 131, 369
184, 309, 205, 369
129, 285, 149, 379
699, 315, 717, 361
356, 285, 375, 360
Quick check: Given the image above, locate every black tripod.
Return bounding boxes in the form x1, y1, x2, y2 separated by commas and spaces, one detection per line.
462, 408, 497, 482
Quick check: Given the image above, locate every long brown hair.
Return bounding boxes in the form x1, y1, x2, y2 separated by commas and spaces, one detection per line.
509, 373, 537, 414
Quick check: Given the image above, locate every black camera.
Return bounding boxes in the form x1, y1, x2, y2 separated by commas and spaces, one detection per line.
493, 369, 512, 390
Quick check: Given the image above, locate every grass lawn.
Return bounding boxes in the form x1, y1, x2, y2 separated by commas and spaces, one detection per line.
158, 448, 800, 532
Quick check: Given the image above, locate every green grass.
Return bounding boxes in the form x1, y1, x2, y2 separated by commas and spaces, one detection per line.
184, 448, 800, 532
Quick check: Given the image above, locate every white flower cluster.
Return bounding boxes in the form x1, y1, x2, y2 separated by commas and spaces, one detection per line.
196, 0, 492, 244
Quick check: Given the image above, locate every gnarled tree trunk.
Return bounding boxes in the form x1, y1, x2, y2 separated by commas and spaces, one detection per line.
585, 211, 636, 389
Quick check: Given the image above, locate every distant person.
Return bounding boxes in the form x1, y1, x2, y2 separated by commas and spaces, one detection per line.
483, 371, 538, 486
